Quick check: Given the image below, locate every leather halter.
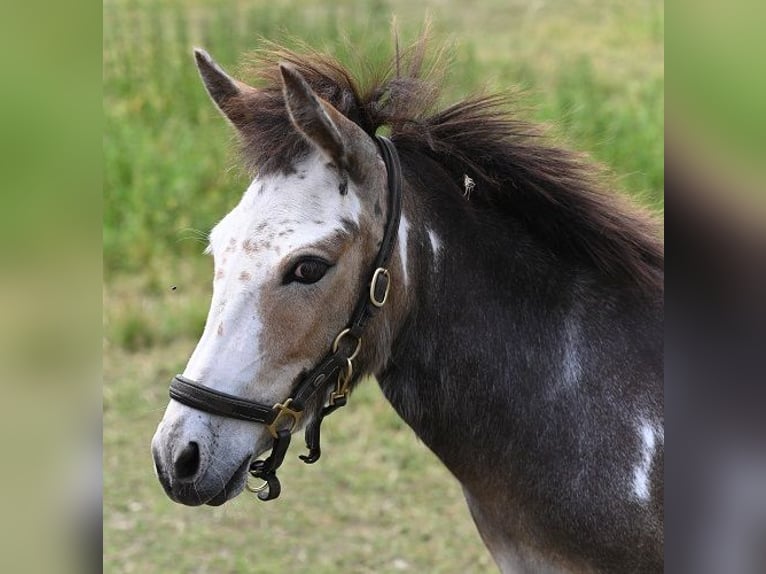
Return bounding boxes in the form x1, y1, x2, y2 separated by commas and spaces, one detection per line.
168, 135, 402, 501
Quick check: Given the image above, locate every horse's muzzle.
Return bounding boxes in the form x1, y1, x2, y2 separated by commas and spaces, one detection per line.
150, 401, 268, 506
151, 437, 252, 506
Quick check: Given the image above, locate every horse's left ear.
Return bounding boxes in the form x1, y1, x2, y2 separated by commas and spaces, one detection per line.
194, 48, 259, 132
279, 63, 353, 174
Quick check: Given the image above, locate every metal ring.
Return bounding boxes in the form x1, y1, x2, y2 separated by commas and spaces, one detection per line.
332, 328, 361, 361
369, 267, 391, 308
246, 475, 269, 494
338, 357, 353, 393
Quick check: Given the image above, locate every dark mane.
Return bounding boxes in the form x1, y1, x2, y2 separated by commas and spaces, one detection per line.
235, 36, 663, 294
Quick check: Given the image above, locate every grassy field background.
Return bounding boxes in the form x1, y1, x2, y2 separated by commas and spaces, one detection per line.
103, 1, 663, 572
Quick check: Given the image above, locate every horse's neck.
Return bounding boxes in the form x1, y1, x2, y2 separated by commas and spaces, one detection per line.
377, 186, 552, 474
375, 168, 663, 573
377, 180, 661, 487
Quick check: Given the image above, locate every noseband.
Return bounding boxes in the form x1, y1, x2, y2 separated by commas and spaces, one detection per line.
167, 135, 402, 501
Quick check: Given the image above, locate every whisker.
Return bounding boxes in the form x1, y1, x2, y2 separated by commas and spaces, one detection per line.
176, 227, 211, 246
208, 464, 228, 500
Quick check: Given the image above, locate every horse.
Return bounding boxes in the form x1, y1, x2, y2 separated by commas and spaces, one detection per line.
151, 37, 664, 573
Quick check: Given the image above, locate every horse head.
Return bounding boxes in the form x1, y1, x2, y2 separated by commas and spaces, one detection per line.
151, 49, 400, 506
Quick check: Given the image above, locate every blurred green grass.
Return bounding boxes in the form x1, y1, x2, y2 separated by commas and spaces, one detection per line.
103, 1, 663, 572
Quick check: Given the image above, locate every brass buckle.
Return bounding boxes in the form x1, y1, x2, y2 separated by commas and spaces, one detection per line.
330, 357, 353, 405
369, 267, 391, 307
265, 398, 302, 438
332, 328, 361, 361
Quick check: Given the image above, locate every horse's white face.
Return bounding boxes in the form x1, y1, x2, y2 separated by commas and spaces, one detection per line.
151, 50, 391, 506
151, 150, 384, 505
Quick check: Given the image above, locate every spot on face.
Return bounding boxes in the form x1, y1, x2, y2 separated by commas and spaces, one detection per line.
243, 238, 256, 254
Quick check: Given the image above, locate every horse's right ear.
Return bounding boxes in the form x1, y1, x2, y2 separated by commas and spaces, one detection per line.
194, 48, 256, 130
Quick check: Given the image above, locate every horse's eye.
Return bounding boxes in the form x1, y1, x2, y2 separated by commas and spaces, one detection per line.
287, 258, 331, 285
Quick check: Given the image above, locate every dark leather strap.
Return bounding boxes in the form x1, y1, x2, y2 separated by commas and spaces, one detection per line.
299, 392, 347, 464
290, 351, 346, 410
169, 375, 277, 424
348, 136, 403, 336
248, 428, 291, 501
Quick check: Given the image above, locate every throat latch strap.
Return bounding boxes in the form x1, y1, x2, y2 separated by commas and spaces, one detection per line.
294, 135, 402, 466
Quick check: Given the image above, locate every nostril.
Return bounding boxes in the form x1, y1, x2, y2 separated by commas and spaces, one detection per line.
173, 442, 201, 481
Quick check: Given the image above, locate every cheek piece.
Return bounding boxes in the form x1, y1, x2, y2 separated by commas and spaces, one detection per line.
167, 135, 402, 501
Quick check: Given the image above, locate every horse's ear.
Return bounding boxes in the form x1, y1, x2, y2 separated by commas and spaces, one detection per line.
279, 63, 349, 172
194, 48, 256, 130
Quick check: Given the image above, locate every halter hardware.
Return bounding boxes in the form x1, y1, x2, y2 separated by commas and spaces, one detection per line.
330, 357, 353, 405
166, 135, 402, 501
332, 328, 362, 361
245, 477, 270, 494
265, 399, 302, 438
369, 267, 391, 307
